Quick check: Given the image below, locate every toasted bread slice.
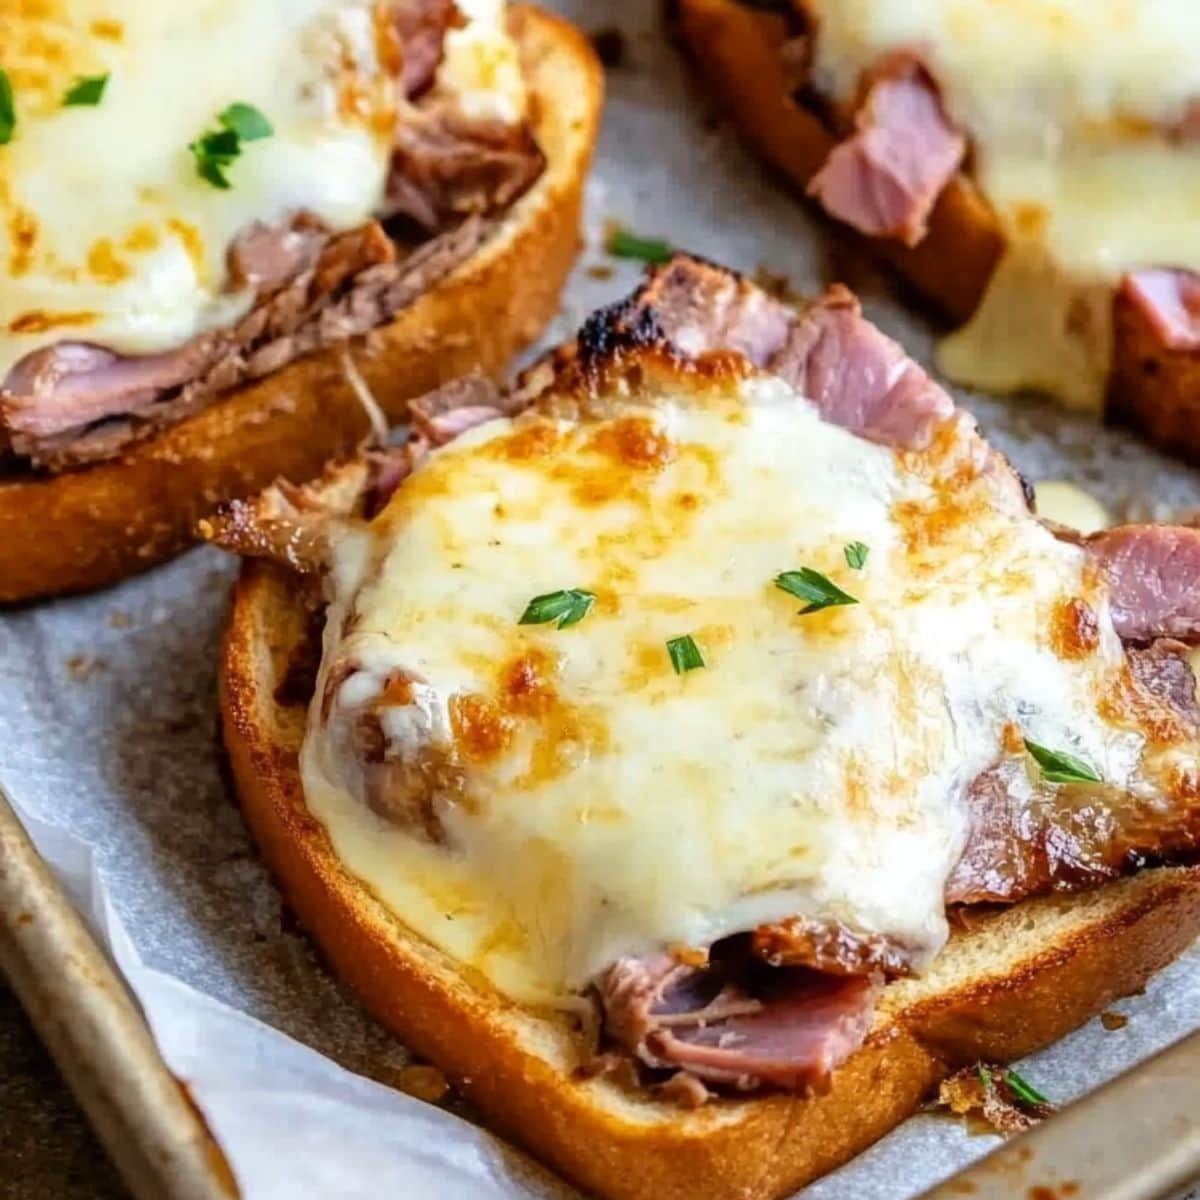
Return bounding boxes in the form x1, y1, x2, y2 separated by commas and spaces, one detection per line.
220, 561, 1200, 1200
216, 361, 1200, 1200
0, 6, 601, 604
673, 0, 1200, 462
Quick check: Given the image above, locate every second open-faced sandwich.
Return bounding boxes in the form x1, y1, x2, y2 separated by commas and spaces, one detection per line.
0, 0, 600, 601
675, 0, 1200, 460
206, 256, 1200, 1200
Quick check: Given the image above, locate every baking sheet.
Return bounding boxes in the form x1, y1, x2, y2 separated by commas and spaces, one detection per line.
1, 2, 1199, 1196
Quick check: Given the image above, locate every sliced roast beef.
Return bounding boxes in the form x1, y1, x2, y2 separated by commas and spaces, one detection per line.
201, 446, 415, 572
3, 217, 489, 468
808, 57, 965, 247
1121, 269, 1200, 352
335, 668, 459, 843
599, 954, 764, 1051
1, 340, 219, 444
946, 760, 1200, 906
3, 219, 396, 454
1085, 524, 1200, 643
1127, 638, 1200, 726
948, 644, 1200, 906
598, 947, 880, 1102
227, 215, 331, 292
395, 0, 463, 98
386, 106, 546, 233
767, 285, 957, 449
753, 914, 915, 977
617, 259, 959, 453
947, 759, 1125, 905
640, 973, 878, 1094
407, 371, 505, 445
632, 256, 793, 364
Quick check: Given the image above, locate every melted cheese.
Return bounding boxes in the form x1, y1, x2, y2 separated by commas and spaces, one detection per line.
435, 0, 526, 124
806, 0, 1200, 410
301, 373, 1146, 1007
1034, 480, 1111, 534
0, 0, 523, 379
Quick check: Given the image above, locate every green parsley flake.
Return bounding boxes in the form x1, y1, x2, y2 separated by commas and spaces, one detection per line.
518, 589, 595, 630
219, 102, 273, 142
978, 1064, 1050, 1110
1003, 1068, 1049, 1108
189, 103, 273, 189
189, 128, 240, 189
1023, 739, 1102, 785
63, 73, 109, 106
606, 227, 674, 264
667, 634, 705, 674
844, 541, 869, 570
775, 568, 858, 614
0, 68, 14, 145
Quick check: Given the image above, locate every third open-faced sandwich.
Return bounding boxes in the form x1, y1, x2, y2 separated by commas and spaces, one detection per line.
675, 0, 1200, 460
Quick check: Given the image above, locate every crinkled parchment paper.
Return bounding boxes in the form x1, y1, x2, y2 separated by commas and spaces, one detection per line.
2, 2, 1199, 1196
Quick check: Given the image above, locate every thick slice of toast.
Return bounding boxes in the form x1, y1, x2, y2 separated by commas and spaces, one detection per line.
0, 7, 601, 603
673, 0, 1199, 462
219, 549, 1200, 1200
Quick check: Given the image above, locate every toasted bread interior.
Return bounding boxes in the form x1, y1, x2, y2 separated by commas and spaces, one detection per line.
219, 556, 1200, 1200
0, 6, 602, 603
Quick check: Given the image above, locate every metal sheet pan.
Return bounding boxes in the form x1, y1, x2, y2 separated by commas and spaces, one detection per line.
917, 1032, 1200, 1200
0, 787, 235, 1200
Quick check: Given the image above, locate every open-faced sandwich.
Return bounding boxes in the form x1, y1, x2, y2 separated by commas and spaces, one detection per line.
207, 256, 1200, 1200
674, 0, 1200, 460
0, 0, 600, 601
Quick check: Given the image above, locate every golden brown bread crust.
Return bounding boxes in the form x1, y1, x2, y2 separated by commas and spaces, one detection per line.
0, 6, 602, 604
675, 0, 1200, 462
219, 554, 1200, 1200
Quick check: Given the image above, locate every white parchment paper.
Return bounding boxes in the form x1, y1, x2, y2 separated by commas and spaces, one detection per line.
2, 3, 1199, 1196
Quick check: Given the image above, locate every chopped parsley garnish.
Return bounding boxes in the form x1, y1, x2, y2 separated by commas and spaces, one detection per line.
606, 226, 674, 265
218, 101, 273, 142
63, 73, 109, 106
519, 588, 595, 630
978, 1065, 1049, 1109
775, 568, 858, 614
0, 68, 14, 145
667, 634, 705, 674
844, 541, 869, 570
189, 127, 240, 189
189, 102, 273, 189
1023, 739, 1102, 785
1002, 1068, 1049, 1108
